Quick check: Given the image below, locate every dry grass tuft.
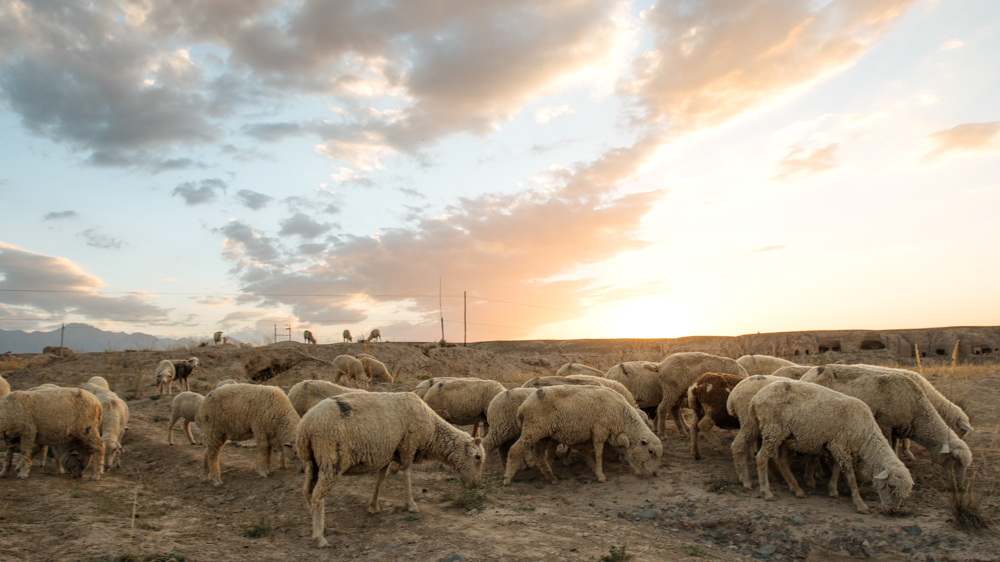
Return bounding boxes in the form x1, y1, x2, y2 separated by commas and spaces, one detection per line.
0, 361, 26, 372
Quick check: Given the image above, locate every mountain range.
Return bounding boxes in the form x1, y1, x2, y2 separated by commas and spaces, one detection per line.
0, 323, 190, 353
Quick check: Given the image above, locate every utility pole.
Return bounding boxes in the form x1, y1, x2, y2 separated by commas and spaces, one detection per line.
439, 276, 445, 343
274, 324, 277, 343
60, 323, 65, 357
464, 291, 467, 347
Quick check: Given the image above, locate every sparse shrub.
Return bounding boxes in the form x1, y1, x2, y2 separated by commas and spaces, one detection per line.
243, 517, 272, 538
446, 478, 494, 511
681, 544, 707, 557
602, 544, 630, 562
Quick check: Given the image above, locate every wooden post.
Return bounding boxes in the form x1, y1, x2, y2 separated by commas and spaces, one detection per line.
60, 323, 65, 357
439, 276, 444, 343
464, 291, 467, 347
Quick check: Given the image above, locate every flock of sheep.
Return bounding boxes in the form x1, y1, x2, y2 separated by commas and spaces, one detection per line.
0, 349, 975, 548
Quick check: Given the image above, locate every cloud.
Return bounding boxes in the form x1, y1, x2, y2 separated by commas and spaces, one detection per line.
536, 105, 574, 124
79, 229, 124, 250
921, 122, 1000, 163
940, 39, 965, 51
771, 143, 838, 181
172, 179, 227, 206
278, 213, 333, 239
0, 242, 168, 322
194, 296, 232, 307
748, 245, 787, 255
43, 210, 78, 221
235, 189, 274, 210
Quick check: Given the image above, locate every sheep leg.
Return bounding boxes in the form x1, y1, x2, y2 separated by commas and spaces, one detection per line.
202, 436, 226, 486
843, 465, 869, 514
305, 463, 340, 548
730, 429, 754, 490
14, 432, 36, 479
402, 467, 418, 512
755, 433, 787, 501
0, 447, 14, 477
167, 416, 179, 445
472, 421, 481, 438
773, 446, 806, 498
691, 413, 702, 460
370, 464, 390, 514
184, 421, 197, 445
827, 462, 842, 498
254, 433, 272, 477
502, 437, 533, 486
669, 403, 689, 437
533, 440, 558, 484
592, 439, 607, 483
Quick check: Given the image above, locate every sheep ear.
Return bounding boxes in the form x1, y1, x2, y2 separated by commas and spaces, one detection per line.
640, 438, 649, 446
472, 437, 483, 446
940, 442, 950, 455
641, 364, 658, 372
874, 469, 889, 481
958, 420, 973, 432
283, 442, 293, 449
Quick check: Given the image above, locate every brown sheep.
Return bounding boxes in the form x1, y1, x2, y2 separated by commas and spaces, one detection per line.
687, 372, 745, 460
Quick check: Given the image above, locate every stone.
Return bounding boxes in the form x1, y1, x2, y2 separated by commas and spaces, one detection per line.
792, 516, 804, 527
636, 508, 660, 520
757, 545, 777, 556
904, 526, 923, 536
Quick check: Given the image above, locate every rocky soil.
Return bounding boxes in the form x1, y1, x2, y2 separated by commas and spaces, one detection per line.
0, 340, 997, 561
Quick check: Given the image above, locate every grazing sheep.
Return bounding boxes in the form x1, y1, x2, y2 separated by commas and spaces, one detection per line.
0, 375, 9, 398
368, 328, 382, 342
687, 372, 745, 460
288, 380, 361, 416
522, 376, 639, 407
727, 375, 790, 489
304, 330, 317, 345
342, 329, 352, 342
771, 365, 812, 379
88, 388, 129, 470
213, 331, 224, 346
198, 384, 303, 486
482, 388, 537, 469
155, 360, 176, 396
215, 379, 237, 388
421, 378, 506, 437
650, 352, 748, 437
800, 365, 972, 487
85, 376, 111, 391
45, 440, 93, 478
605, 361, 662, 409
0, 387, 105, 480
332, 355, 365, 385
297, 392, 486, 548
503, 385, 662, 486
168, 391, 205, 445
737, 355, 798, 376
412, 377, 465, 399
555, 363, 604, 378
357, 354, 394, 384
170, 358, 199, 393
745, 379, 913, 514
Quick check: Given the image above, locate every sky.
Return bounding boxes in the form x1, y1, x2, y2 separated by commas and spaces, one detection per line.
0, 0, 998, 345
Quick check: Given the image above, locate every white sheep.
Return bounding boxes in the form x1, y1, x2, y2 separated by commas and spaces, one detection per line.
215, 379, 238, 388
521, 375, 639, 407
744, 379, 913, 514
412, 377, 465, 399
342, 329, 352, 342
555, 363, 604, 378
85, 376, 111, 391
297, 392, 485, 548
482, 388, 537, 469
770, 365, 812, 379
213, 331, 224, 346
736, 355, 799, 376
155, 359, 176, 396
421, 378, 506, 437
0, 375, 9, 398
287, 380, 361, 416
0, 387, 105, 480
87, 388, 129, 470
650, 352, 748, 437
197, 384, 303, 486
502, 385, 662, 486
357, 354, 394, 384
726, 375, 788, 489
367, 328, 382, 342
167, 391, 205, 445
687, 372, 745, 460
605, 361, 662, 409
332, 355, 365, 385
800, 365, 972, 487
304, 330, 317, 345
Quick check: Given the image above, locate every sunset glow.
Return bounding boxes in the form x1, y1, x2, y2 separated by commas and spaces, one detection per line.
1, 0, 998, 343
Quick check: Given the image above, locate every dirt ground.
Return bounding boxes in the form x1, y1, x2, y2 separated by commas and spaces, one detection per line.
1, 341, 998, 561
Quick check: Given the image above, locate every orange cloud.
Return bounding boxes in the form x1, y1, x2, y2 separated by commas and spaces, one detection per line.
771, 143, 838, 181
921, 122, 1000, 163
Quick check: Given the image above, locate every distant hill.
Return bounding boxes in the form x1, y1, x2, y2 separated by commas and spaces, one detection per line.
0, 323, 190, 353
